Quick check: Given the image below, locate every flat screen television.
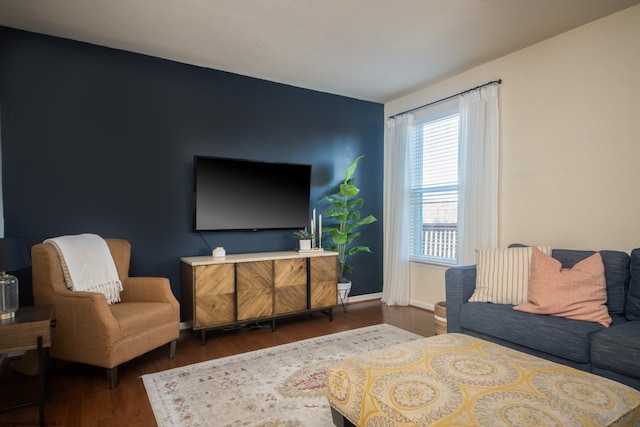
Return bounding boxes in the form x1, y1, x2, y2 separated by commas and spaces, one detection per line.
194, 156, 312, 231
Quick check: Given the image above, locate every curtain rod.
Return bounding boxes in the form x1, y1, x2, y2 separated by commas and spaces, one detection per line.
388, 79, 502, 119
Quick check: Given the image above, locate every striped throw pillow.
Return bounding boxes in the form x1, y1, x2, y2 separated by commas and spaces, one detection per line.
468, 246, 552, 305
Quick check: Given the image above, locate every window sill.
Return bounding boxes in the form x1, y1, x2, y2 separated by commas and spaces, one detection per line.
409, 257, 456, 268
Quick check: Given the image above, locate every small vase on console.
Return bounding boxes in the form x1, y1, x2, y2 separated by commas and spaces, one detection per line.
212, 247, 226, 258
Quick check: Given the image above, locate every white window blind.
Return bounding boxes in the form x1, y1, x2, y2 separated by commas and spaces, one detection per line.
410, 108, 459, 263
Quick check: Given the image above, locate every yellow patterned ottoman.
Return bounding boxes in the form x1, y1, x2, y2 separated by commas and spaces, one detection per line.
326, 333, 640, 426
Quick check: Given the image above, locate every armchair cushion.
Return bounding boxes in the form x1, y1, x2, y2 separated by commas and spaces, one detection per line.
110, 302, 176, 340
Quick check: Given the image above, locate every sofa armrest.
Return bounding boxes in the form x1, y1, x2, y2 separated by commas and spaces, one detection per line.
445, 265, 477, 332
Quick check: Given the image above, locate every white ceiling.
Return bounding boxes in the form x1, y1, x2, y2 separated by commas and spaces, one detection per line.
1, 0, 638, 103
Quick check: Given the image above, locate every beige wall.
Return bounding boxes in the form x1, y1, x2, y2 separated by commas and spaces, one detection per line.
385, 5, 640, 309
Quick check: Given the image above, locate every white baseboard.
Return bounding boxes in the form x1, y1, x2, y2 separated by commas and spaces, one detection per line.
347, 292, 382, 303
409, 300, 435, 311
180, 321, 192, 331
340, 293, 436, 311
347, 293, 436, 312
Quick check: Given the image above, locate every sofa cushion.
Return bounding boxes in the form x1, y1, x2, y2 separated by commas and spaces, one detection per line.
514, 248, 611, 327
552, 249, 630, 316
469, 246, 552, 305
626, 248, 640, 320
460, 302, 604, 363
591, 320, 640, 380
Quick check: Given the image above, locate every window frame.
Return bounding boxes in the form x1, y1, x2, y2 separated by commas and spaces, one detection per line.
409, 100, 460, 266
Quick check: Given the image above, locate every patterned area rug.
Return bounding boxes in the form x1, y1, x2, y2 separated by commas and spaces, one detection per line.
142, 324, 423, 427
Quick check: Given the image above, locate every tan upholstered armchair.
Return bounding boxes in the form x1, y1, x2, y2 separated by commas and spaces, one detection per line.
31, 238, 179, 388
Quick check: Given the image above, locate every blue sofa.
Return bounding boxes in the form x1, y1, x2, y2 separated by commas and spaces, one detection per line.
445, 247, 640, 390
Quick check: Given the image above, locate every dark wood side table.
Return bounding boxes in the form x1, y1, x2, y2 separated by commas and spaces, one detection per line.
0, 305, 55, 427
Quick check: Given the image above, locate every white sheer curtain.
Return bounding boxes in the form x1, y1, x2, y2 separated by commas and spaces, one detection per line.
382, 113, 414, 306
457, 84, 500, 265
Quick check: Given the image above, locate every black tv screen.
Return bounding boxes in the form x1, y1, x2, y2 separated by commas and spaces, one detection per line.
194, 156, 312, 231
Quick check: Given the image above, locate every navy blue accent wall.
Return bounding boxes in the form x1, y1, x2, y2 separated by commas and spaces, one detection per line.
0, 27, 384, 312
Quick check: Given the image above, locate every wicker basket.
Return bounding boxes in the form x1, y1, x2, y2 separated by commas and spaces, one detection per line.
434, 301, 447, 335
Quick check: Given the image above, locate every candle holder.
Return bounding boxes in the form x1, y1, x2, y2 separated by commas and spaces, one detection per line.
306, 209, 324, 252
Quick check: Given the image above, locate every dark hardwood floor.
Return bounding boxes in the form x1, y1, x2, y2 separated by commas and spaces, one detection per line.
0, 300, 434, 426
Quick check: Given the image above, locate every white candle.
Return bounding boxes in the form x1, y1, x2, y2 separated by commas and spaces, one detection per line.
318, 214, 322, 248
312, 208, 317, 238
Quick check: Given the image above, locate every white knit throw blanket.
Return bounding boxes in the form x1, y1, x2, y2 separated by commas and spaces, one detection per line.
45, 233, 123, 304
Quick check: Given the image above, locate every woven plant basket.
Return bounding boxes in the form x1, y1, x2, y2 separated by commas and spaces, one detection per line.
434, 301, 447, 335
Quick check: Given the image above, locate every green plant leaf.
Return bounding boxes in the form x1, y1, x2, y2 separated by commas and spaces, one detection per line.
293, 228, 314, 240
347, 198, 364, 210
323, 243, 339, 252
350, 215, 377, 229
327, 229, 347, 245
346, 211, 362, 221
344, 231, 361, 242
345, 246, 372, 257
339, 183, 360, 197
319, 195, 345, 209
344, 155, 364, 181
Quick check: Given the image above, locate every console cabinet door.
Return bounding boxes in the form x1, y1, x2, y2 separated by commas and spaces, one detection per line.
309, 256, 338, 309
194, 264, 235, 328
237, 261, 273, 321
274, 258, 307, 315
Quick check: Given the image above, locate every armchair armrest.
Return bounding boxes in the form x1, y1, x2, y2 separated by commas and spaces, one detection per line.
445, 265, 477, 333
120, 277, 179, 317
48, 288, 122, 354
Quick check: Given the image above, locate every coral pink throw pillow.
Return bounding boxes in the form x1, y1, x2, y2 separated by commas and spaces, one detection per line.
514, 247, 611, 327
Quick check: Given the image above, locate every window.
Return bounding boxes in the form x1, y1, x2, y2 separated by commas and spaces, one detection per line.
409, 103, 459, 264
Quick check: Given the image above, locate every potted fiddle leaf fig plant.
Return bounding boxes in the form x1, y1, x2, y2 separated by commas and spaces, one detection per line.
293, 228, 313, 251
318, 155, 377, 292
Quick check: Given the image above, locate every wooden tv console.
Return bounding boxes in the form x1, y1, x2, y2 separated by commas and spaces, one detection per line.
181, 250, 338, 344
